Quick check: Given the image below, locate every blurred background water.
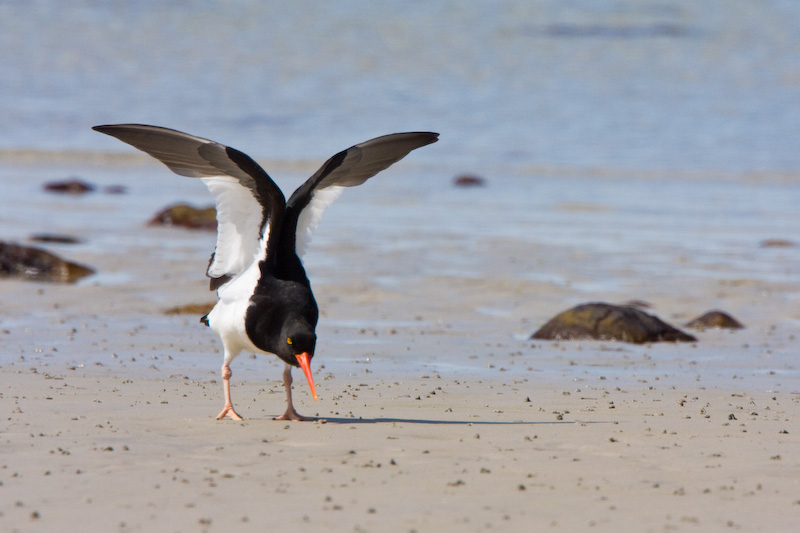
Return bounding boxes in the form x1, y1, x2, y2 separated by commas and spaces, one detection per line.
1, 0, 799, 175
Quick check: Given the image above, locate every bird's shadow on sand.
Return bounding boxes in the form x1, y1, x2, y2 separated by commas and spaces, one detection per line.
276, 416, 613, 426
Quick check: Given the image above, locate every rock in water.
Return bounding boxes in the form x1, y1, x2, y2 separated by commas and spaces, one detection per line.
453, 174, 486, 187
43, 178, 95, 194
531, 302, 696, 344
685, 310, 744, 330
29, 234, 83, 244
148, 203, 217, 230
0, 241, 94, 283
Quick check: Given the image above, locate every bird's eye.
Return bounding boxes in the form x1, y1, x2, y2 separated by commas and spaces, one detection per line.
286, 337, 292, 345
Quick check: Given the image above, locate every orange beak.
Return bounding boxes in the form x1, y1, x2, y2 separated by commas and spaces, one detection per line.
295, 352, 317, 401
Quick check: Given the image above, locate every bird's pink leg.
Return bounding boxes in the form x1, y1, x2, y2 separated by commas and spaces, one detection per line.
275, 363, 312, 421
216, 363, 243, 420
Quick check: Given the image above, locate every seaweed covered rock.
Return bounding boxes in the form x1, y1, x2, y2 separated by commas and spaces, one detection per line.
0, 241, 94, 283
685, 310, 744, 331
163, 302, 216, 316
531, 302, 696, 344
760, 239, 796, 248
149, 203, 217, 230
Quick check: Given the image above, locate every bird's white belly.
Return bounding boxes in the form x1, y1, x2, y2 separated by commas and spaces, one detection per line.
207, 298, 256, 351
206, 267, 270, 363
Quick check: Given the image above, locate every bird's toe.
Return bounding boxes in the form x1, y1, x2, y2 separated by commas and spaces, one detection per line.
216, 405, 244, 420
274, 409, 312, 422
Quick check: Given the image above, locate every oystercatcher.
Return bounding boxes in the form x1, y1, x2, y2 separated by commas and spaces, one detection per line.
93, 124, 438, 420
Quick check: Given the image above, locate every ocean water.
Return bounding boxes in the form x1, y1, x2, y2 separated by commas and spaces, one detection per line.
1, 1, 798, 386
1, 0, 800, 174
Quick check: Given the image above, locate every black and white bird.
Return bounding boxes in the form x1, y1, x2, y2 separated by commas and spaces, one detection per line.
93, 124, 438, 421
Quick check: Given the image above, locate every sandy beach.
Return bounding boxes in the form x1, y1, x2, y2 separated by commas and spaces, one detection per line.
2, 362, 798, 533
2, 170, 798, 532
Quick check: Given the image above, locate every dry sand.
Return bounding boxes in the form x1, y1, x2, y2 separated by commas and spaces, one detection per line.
2, 364, 798, 533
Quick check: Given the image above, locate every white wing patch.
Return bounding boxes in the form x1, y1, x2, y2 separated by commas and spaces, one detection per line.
295, 185, 344, 257
201, 176, 267, 278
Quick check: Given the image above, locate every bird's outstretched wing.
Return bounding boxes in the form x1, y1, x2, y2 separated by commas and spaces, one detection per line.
93, 124, 286, 289
283, 132, 439, 259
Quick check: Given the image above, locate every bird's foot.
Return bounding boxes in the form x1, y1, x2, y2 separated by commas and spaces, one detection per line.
274, 407, 313, 422
216, 404, 243, 421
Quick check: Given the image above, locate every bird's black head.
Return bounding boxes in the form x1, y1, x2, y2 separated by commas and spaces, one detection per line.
280, 320, 318, 401
282, 328, 316, 366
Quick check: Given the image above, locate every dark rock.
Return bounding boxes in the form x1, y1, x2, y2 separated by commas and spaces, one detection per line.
0, 241, 94, 283
531, 302, 696, 344
29, 234, 83, 245
453, 174, 486, 187
43, 179, 95, 194
148, 203, 217, 231
685, 310, 744, 331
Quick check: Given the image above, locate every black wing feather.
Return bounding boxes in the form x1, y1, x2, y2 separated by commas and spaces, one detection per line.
93, 124, 287, 280
279, 132, 439, 272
